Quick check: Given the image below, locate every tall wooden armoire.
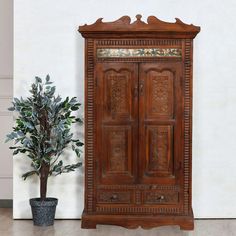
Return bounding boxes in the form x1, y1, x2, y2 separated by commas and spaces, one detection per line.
79, 15, 200, 230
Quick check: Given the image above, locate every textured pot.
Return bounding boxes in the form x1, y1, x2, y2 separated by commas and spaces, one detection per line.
29, 198, 58, 226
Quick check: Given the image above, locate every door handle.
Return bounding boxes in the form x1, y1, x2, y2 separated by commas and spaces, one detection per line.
134, 84, 138, 97
140, 81, 144, 96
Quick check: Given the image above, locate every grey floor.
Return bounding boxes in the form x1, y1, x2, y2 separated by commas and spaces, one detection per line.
0, 208, 236, 236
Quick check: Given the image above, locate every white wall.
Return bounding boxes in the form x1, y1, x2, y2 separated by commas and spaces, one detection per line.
0, 0, 13, 199
14, 0, 236, 218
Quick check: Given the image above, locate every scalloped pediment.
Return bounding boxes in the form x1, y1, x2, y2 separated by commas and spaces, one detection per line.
79, 14, 200, 38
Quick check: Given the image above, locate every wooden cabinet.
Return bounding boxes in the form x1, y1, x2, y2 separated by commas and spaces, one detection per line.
79, 15, 200, 230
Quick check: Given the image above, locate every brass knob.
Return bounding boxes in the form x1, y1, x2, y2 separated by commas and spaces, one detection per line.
111, 194, 118, 200
157, 195, 165, 201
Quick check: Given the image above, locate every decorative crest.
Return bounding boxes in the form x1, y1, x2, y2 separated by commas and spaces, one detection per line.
79, 15, 200, 38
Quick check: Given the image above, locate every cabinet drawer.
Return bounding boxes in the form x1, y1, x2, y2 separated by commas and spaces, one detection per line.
97, 191, 132, 204
144, 191, 179, 204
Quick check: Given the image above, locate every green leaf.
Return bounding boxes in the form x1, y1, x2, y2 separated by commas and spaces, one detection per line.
13, 149, 20, 155
14, 98, 20, 104
54, 95, 62, 103
39, 84, 43, 91
22, 170, 39, 180
17, 131, 24, 136
58, 160, 63, 166
23, 121, 34, 129
75, 141, 84, 147
75, 148, 82, 157
46, 74, 50, 82
20, 149, 27, 153
71, 106, 79, 111
62, 97, 69, 108
35, 76, 42, 83
8, 107, 15, 111
50, 86, 56, 95
52, 161, 82, 175
75, 118, 83, 123
45, 146, 54, 153
5, 132, 17, 142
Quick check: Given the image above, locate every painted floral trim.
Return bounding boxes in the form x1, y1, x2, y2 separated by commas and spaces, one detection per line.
97, 48, 182, 58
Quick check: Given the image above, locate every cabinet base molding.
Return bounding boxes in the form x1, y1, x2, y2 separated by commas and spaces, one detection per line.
81, 209, 194, 230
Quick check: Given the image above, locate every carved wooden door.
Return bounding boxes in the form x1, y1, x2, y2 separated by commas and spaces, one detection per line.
139, 62, 183, 186
96, 63, 138, 185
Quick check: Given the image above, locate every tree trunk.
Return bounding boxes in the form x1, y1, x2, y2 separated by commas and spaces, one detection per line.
39, 108, 51, 201
40, 161, 50, 201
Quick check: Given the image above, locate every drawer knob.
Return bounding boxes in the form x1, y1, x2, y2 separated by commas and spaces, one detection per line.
110, 194, 118, 200
157, 195, 165, 201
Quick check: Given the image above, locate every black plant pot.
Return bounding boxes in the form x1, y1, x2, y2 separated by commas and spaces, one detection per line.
29, 198, 58, 226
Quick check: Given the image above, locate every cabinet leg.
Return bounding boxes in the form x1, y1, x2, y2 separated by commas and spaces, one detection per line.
81, 220, 97, 229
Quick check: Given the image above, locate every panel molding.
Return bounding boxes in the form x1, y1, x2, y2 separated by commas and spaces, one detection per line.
96, 39, 182, 46
0, 76, 13, 80
0, 95, 12, 99
97, 184, 180, 191
96, 206, 182, 214
85, 38, 95, 212
183, 39, 192, 214
0, 175, 13, 179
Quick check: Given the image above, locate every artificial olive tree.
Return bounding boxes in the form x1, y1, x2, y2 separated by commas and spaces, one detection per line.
6, 75, 83, 200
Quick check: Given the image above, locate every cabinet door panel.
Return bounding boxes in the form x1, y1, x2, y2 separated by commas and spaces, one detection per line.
139, 63, 183, 185
145, 125, 174, 176
96, 63, 138, 184
103, 126, 132, 174
145, 70, 174, 119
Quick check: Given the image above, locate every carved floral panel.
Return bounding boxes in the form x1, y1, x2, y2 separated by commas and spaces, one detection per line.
147, 126, 173, 175
103, 126, 132, 175
97, 48, 182, 58
110, 76, 127, 114
147, 71, 174, 118
104, 70, 131, 119
109, 130, 127, 172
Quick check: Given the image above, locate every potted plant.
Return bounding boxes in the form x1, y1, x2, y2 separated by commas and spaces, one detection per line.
6, 75, 83, 226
